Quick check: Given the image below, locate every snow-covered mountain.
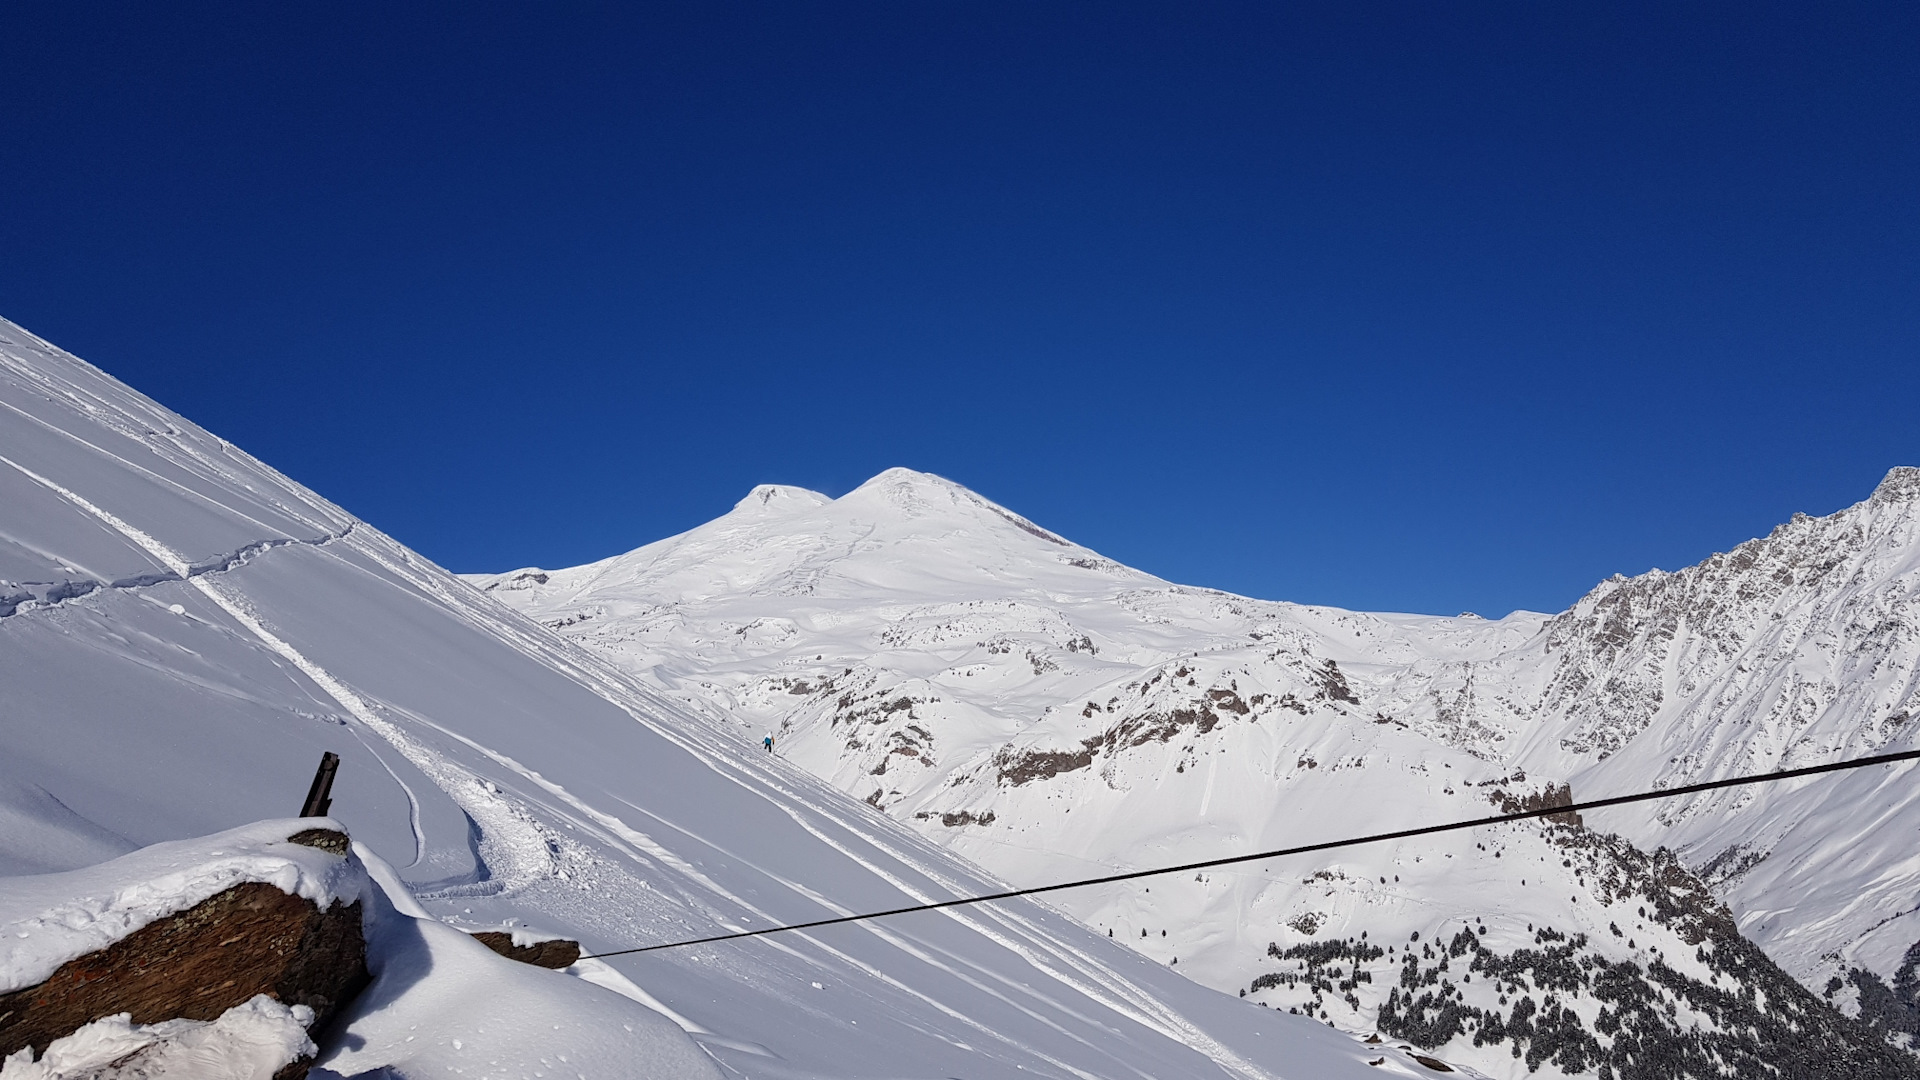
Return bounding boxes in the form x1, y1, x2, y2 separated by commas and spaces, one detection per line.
475, 464, 1920, 1079
0, 318, 1416, 1079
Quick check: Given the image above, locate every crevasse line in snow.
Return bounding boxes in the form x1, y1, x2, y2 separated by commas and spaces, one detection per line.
0, 498, 352, 622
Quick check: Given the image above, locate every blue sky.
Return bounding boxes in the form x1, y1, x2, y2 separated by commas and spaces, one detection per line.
3, 3, 1915, 616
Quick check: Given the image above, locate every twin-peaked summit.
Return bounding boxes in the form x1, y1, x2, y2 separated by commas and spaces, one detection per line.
483, 467, 1154, 612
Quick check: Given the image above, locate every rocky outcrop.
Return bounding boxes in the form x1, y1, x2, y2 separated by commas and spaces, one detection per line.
470, 932, 580, 970
0, 829, 368, 1078
1489, 783, 1583, 827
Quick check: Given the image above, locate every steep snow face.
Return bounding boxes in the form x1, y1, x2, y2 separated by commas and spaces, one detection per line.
0, 319, 1396, 1080
479, 465, 1920, 1078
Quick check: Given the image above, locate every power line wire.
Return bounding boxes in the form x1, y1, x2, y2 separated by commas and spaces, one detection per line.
581, 746, 1920, 959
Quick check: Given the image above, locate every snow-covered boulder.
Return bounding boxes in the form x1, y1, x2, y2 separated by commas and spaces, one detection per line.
0, 820, 371, 1078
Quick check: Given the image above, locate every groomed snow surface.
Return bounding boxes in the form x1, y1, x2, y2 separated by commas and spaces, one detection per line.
0, 320, 1403, 1077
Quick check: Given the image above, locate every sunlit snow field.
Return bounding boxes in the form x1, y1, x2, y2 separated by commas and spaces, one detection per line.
0, 319, 1401, 1078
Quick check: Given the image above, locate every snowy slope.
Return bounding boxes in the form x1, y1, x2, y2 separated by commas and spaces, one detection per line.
0, 318, 1401, 1080
0, 819, 728, 1079
477, 465, 1920, 1078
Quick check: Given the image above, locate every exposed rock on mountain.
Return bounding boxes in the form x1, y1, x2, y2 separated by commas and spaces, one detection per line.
477, 465, 1920, 1077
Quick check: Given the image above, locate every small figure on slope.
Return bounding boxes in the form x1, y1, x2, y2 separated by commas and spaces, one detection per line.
763, 734, 775, 752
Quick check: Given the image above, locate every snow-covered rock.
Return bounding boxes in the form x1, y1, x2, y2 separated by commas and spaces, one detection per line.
2, 996, 317, 1080
0, 820, 368, 1078
0, 820, 366, 996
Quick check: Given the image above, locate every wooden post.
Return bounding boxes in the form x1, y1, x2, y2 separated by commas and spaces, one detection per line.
300, 752, 340, 818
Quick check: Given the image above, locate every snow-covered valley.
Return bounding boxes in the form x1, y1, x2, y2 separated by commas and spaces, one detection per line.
474, 464, 1920, 1078
0, 318, 1417, 1079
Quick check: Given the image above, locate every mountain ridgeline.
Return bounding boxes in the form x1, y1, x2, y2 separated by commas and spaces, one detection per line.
477, 466, 1920, 1080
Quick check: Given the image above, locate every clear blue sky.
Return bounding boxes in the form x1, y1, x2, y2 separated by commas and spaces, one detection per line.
3, 3, 1915, 616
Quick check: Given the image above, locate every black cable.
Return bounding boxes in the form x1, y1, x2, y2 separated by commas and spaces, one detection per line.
581, 746, 1920, 959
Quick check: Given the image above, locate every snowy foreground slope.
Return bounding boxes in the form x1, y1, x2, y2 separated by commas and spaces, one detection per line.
0, 317, 1402, 1079
3, 820, 723, 1079
477, 466, 1920, 1079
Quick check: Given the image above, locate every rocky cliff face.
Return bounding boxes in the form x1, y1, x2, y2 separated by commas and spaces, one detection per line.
476, 466, 1920, 1077
1535, 466, 1920, 763
1524, 468, 1920, 1035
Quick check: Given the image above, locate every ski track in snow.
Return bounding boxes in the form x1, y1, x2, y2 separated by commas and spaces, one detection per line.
0, 449, 552, 901
369, 609, 1250, 1080
734, 772, 1276, 1080
393, 611, 1286, 1079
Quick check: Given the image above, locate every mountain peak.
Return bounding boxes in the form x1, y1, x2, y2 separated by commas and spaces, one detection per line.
843, 467, 981, 517
731, 484, 832, 516
849, 466, 967, 499
1870, 465, 1920, 506
845, 468, 1073, 546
